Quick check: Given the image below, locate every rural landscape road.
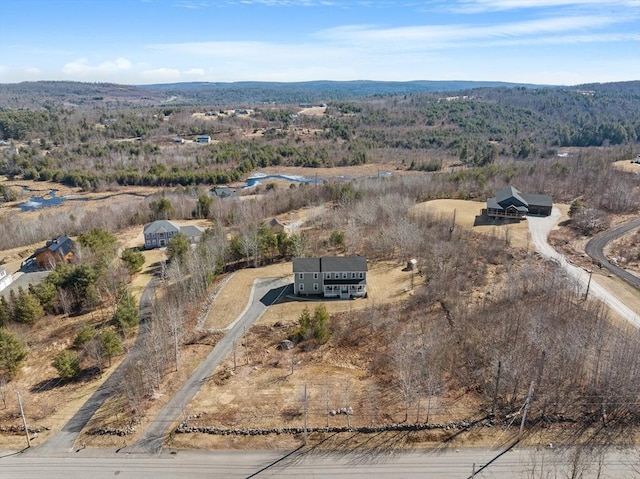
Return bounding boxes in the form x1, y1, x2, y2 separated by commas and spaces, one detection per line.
527, 209, 640, 328
24, 277, 159, 455
130, 276, 291, 453
2, 446, 638, 478
585, 216, 640, 290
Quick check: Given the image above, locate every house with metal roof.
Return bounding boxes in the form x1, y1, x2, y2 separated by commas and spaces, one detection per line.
143, 220, 205, 249
486, 186, 552, 219
293, 256, 367, 299
34, 236, 76, 270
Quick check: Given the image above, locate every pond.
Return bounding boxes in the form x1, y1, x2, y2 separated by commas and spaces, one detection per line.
19, 189, 87, 212
243, 173, 325, 189
243, 171, 392, 189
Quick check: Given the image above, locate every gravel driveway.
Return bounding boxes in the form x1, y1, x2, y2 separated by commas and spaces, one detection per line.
528, 208, 640, 328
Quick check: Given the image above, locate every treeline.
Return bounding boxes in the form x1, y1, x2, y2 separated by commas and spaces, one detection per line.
2, 83, 639, 190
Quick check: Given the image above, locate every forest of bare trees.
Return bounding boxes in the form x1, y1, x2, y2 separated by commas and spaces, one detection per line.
1, 82, 638, 448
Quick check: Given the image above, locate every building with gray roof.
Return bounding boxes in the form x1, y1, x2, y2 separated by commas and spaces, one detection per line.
293, 256, 367, 299
486, 186, 552, 219
143, 220, 205, 249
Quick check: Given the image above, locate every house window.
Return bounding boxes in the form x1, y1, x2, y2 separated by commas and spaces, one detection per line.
351, 272, 355, 279
342, 273, 347, 279
359, 272, 364, 279
313, 283, 319, 291
299, 283, 304, 291
313, 273, 318, 279
335, 273, 339, 279
298, 273, 304, 279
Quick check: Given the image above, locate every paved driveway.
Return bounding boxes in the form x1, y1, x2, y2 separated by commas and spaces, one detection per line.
131, 276, 292, 453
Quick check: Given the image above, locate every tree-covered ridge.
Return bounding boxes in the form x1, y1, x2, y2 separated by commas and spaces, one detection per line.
0, 82, 638, 189
0, 80, 542, 109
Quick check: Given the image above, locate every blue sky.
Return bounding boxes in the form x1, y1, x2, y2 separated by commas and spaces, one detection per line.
0, 0, 638, 85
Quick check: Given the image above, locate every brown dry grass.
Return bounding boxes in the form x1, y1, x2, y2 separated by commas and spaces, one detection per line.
612, 159, 640, 173
168, 323, 483, 451
412, 199, 532, 250
0, 308, 133, 449
0, 218, 202, 449
202, 261, 423, 331
77, 342, 215, 448
298, 106, 327, 116
0, 178, 159, 222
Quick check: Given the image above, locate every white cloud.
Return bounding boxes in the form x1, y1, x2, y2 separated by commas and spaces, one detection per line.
450, 0, 640, 13
314, 14, 632, 51
62, 58, 133, 76
139, 67, 183, 82
185, 68, 206, 76
173, 1, 210, 8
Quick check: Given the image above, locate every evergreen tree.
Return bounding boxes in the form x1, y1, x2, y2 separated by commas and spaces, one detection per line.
121, 248, 145, 275
0, 329, 27, 378
167, 233, 189, 265
13, 290, 45, 325
52, 350, 81, 379
100, 328, 123, 367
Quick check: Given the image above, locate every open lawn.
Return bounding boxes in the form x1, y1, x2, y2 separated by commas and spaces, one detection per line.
202, 261, 424, 331
612, 159, 640, 173
412, 199, 532, 250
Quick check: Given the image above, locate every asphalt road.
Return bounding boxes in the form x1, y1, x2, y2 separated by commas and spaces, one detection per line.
585, 216, 640, 290
527, 209, 640, 328
24, 277, 159, 455
1, 446, 638, 478
130, 276, 291, 453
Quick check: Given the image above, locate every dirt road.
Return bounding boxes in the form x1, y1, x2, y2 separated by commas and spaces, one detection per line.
528, 209, 640, 328
24, 277, 159, 455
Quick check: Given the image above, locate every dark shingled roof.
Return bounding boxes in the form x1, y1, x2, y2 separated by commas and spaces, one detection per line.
293, 256, 367, 273
495, 186, 528, 208
521, 192, 553, 208
488, 186, 552, 211
293, 258, 320, 272
321, 256, 367, 272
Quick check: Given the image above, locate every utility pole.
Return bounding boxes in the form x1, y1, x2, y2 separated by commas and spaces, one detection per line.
491, 360, 502, 415
584, 270, 593, 301
232, 341, 237, 371
17, 391, 31, 448
519, 381, 535, 438
244, 326, 248, 365
303, 384, 308, 446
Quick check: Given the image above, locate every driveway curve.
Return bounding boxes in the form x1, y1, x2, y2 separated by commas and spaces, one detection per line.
131, 276, 291, 453
528, 209, 640, 328
585, 216, 640, 290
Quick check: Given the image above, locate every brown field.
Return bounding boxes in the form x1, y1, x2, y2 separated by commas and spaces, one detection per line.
298, 106, 327, 116
612, 159, 640, 173
412, 199, 532, 250
203, 261, 423, 331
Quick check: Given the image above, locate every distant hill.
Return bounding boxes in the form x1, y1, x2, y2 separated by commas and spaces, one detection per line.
0, 79, 546, 109
1, 79, 637, 110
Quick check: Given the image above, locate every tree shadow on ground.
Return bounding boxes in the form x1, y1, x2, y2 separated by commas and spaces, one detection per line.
29, 366, 101, 393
